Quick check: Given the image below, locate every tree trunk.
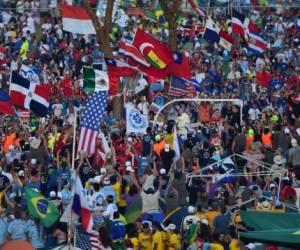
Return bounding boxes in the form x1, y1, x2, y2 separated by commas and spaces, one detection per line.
159, 0, 182, 51
82, 0, 122, 118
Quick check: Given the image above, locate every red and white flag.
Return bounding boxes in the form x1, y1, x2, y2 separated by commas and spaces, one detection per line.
60, 4, 96, 35
72, 177, 93, 232
119, 41, 150, 67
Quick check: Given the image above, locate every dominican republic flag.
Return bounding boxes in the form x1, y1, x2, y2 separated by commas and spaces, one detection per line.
231, 9, 260, 38
72, 176, 93, 232
10, 72, 49, 117
60, 4, 96, 35
203, 18, 235, 50
248, 31, 268, 55
105, 58, 139, 77
119, 41, 150, 67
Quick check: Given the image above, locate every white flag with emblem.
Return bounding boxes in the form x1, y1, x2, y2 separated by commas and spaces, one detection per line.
126, 105, 148, 134
20, 64, 40, 84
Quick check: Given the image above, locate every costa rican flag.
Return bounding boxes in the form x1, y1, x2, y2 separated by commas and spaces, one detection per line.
248, 31, 268, 55
72, 177, 93, 232
9, 72, 49, 117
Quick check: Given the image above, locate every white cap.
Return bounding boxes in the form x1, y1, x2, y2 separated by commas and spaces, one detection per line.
167, 224, 176, 230
284, 127, 290, 134
126, 166, 135, 173
125, 161, 132, 167
103, 177, 110, 185
50, 191, 56, 198
270, 183, 276, 189
245, 243, 256, 250
9, 192, 16, 199
201, 219, 209, 225
18, 170, 25, 176
94, 175, 101, 183
160, 168, 166, 175
127, 137, 133, 142
100, 168, 107, 174
31, 159, 37, 164
296, 128, 300, 136
188, 206, 195, 214
291, 138, 298, 147
164, 144, 170, 152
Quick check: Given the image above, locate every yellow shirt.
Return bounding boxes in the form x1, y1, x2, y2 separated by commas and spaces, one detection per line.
204, 211, 221, 228
165, 133, 174, 149
168, 232, 180, 250
138, 232, 152, 250
152, 231, 165, 250
20, 40, 29, 59
210, 243, 225, 250
111, 182, 121, 205
229, 239, 240, 250
129, 237, 139, 249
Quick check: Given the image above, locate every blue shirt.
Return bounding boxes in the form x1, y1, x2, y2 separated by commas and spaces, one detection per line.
8, 219, 29, 240
100, 186, 116, 202
0, 217, 8, 245
27, 220, 44, 248
135, 156, 152, 177
57, 168, 71, 182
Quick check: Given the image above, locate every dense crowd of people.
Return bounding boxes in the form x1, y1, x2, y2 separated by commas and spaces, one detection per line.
0, 0, 299, 250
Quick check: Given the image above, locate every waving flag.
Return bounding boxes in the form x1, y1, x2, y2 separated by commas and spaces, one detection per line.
10, 72, 49, 117
126, 106, 149, 134
231, 9, 260, 37
60, 4, 96, 35
0, 91, 14, 115
25, 188, 59, 227
169, 77, 196, 98
77, 91, 108, 155
167, 52, 192, 79
83, 67, 109, 93
72, 177, 93, 232
20, 64, 40, 84
188, 0, 206, 18
105, 58, 139, 77
119, 41, 150, 67
248, 31, 268, 55
133, 28, 173, 69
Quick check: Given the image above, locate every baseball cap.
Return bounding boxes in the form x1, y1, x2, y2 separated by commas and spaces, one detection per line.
201, 219, 209, 225
100, 168, 107, 174
164, 144, 170, 152
50, 191, 56, 198
31, 159, 37, 164
167, 224, 176, 230
160, 168, 166, 175
245, 243, 256, 250
126, 166, 135, 173
103, 177, 110, 185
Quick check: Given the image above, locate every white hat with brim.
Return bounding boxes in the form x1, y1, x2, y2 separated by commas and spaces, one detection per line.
246, 243, 256, 250
167, 224, 176, 230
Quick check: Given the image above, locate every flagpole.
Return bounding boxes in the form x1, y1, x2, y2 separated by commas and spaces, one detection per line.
68, 108, 77, 249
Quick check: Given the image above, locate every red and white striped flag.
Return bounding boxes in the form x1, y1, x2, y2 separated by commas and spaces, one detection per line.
60, 4, 96, 35
119, 41, 150, 67
77, 91, 109, 156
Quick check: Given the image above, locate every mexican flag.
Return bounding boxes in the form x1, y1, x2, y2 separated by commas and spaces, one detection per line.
82, 67, 109, 93
25, 188, 59, 227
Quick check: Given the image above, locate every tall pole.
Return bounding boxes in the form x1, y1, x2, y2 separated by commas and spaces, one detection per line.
68, 108, 78, 249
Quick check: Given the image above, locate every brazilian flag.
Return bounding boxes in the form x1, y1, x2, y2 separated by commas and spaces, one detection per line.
25, 188, 60, 227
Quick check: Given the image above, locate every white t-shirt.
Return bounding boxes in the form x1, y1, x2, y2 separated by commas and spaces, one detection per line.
248, 108, 260, 121
141, 190, 160, 213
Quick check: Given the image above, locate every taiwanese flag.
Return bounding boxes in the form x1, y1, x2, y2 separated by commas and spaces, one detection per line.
0, 91, 14, 115
256, 71, 272, 87
133, 28, 174, 69
167, 52, 192, 79
105, 58, 139, 77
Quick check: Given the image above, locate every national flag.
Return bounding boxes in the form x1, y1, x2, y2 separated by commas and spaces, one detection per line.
60, 76, 74, 97
247, 31, 268, 55
24, 188, 59, 227
169, 77, 196, 98
188, 0, 206, 17
119, 41, 150, 67
167, 52, 192, 79
82, 67, 109, 94
133, 28, 173, 69
0, 91, 14, 115
72, 176, 93, 232
10, 72, 50, 117
77, 91, 108, 156
187, 223, 197, 245
184, 78, 201, 92
16, 109, 30, 120
149, 81, 164, 92
20, 64, 40, 84
146, 1, 165, 24
60, 4, 96, 35
105, 58, 139, 77
202, 18, 220, 43
75, 228, 101, 250
203, 18, 234, 50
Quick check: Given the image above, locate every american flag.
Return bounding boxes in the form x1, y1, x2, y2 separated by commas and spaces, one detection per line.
75, 229, 101, 250
168, 77, 196, 98
77, 91, 108, 156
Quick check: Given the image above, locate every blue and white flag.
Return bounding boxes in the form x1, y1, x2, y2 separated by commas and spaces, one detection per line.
126, 105, 148, 134
20, 64, 40, 84
296, 17, 300, 32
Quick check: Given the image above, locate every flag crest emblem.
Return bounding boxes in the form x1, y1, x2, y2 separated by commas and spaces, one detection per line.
129, 109, 147, 130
